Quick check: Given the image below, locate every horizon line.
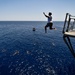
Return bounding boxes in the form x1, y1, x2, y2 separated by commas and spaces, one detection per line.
0, 20, 64, 21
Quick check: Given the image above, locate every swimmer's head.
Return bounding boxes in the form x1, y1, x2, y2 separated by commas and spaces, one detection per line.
33, 28, 35, 31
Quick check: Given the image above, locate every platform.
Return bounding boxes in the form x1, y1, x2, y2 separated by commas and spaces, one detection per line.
64, 29, 75, 37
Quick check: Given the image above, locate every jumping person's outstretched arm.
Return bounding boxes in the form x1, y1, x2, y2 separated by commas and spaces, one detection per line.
43, 12, 49, 18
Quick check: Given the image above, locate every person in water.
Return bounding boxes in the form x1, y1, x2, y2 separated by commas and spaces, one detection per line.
43, 12, 55, 33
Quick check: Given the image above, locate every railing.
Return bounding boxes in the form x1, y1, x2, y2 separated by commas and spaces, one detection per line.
63, 13, 75, 34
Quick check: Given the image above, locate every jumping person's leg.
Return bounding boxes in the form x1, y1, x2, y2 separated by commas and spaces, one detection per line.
45, 23, 49, 33
49, 23, 53, 29
49, 23, 55, 30
45, 25, 47, 33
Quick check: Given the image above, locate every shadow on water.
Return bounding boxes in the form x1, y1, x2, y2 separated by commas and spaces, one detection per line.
63, 35, 75, 58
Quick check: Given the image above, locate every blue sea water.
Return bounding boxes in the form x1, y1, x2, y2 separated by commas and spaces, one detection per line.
0, 21, 75, 75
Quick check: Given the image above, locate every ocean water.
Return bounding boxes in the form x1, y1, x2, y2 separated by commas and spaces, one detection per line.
0, 21, 75, 75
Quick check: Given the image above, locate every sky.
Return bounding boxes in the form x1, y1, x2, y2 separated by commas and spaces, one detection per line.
0, 0, 75, 21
